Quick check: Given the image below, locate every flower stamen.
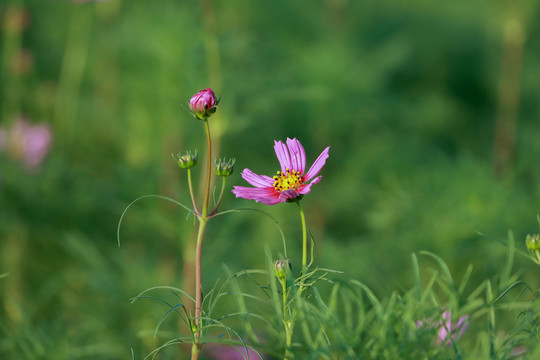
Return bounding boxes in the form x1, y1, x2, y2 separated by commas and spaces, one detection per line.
273, 168, 303, 192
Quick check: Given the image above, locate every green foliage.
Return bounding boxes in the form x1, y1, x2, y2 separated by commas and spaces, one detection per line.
2, 0, 540, 359
131, 248, 539, 359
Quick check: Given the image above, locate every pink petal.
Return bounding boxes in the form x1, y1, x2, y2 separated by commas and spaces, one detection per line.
274, 140, 292, 172
297, 176, 322, 195
437, 311, 453, 345
455, 315, 470, 340
304, 146, 330, 182
286, 138, 306, 173
205, 343, 261, 360
23, 124, 52, 167
241, 168, 274, 187
232, 186, 281, 205
279, 189, 299, 202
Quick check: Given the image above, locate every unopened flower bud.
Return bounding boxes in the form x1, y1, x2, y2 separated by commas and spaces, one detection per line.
174, 150, 198, 169
273, 259, 290, 279
526, 234, 540, 251
214, 158, 235, 177
189, 88, 219, 120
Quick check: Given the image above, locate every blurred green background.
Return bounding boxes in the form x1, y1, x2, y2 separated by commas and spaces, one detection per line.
1, 0, 539, 358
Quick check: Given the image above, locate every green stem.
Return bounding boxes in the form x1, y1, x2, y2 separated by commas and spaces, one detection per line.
297, 201, 308, 274
282, 278, 288, 324
209, 176, 226, 216
202, 119, 212, 218
191, 338, 200, 360
187, 168, 199, 215
191, 217, 207, 360
282, 278, 292, 360
190, 119, 213, 360
53, 5, 92, 149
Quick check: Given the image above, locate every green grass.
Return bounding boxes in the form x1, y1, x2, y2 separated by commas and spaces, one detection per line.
1, 0, 540, 358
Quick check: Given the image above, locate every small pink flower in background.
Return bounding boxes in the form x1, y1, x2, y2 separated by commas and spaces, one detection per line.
232, 138, 330, 205
511, 345, 528, 357
189, 88, 218, 119
204, 343, 262, 360
417, 310, 470, 346
0, 118, 52, 170
436, 311, 469, 345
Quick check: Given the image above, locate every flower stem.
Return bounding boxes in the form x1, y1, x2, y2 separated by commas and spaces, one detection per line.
190, 119, 213, 360
187, 168, 199, 215
282, 278, 292, 360
209, 176, 226, 216
191, 217, 207, 360
297, 201, 308, 274
202, 119, 212, 218
282, 278, 288, 323
191, 338, 200, 360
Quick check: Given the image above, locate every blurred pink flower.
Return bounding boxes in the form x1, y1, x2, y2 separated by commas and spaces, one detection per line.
1, 118, 52, 170
204, 343, 262, 360
232, 138, 330, 205
417, 310, 469, 346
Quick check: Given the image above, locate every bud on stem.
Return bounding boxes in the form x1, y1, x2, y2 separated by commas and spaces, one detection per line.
189, 88, 219, 120
274, 259, 290, 280
214, 157, 235, 177
174, 150, 198, 169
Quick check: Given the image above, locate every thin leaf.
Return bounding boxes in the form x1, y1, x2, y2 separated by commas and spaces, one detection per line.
213, 208, 288, 257
117, 194, 193, 247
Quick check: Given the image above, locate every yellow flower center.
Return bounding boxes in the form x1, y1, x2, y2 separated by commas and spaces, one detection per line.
273, 168, 303, 192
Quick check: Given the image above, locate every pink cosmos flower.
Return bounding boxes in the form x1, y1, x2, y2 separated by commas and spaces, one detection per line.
204, 343, 262, 360
189, 88, 218, 119
232, 138, 330, 205
417, 310, 470, 346
0, 118, 52, 170
436, 311, 469, 345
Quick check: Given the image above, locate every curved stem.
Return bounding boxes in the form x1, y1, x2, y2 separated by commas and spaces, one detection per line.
187, 168, 200, 215
202, 119, 212, 218
297, 201, 308, 274
209, 176, 226, 216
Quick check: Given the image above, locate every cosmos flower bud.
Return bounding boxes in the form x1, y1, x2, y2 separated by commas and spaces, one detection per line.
273, 259, 290, 279
526, 234, 540, 251
214, 158, 235, 177
189, 88, 219, 120
174, 150, 198, 169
